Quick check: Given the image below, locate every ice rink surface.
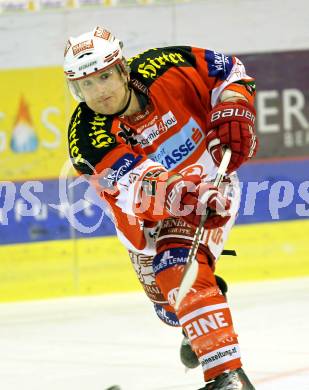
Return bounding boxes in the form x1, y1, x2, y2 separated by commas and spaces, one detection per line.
0, 278, 308, 390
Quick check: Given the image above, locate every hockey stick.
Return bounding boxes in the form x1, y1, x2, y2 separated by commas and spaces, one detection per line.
174, 148, 232, 311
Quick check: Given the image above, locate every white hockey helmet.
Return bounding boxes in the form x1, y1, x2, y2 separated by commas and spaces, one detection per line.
64, 26, 128, 102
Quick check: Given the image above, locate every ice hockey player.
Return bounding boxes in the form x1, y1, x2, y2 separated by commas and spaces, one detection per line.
64, 26, 258, 389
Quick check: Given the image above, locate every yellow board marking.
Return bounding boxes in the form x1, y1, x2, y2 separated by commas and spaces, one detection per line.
0, 219, 308, 302
216, 219, 309, 282
0, 66, 75, 181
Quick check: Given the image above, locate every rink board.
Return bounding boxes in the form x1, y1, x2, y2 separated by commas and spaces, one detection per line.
1, 62, 308, 301
0, 219, 308, 302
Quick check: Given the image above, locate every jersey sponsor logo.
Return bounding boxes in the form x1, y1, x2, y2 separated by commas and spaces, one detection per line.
88, 114, 115, 148
162, 110, 178, 129
153, 247, 188, 275
130, 78, 149, 96
200, 345, 240, 371
205, 50, 233, 80
68, 107, 116, 174
128, 252, 166, 303
68, 106, 83, 164
135, 111, 177, 147
111, 153, 142, 178
185, 311, 229, 341
136, 123, 163, 147
149, 118, 204, 170
132, 50, 186, 79
154, 303, 180, 327
99, 153, 142, 189
136, 115, 158, 134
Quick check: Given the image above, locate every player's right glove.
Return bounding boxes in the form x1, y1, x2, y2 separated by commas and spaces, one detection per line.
165, 174, 231, 230
205, 99, 258, 174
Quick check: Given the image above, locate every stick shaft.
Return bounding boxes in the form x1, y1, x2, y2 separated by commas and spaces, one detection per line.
174, 148, 232, 310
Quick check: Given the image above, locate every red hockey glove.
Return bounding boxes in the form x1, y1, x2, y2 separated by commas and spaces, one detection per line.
165, 175, 231, 230
206, 100, 258, 174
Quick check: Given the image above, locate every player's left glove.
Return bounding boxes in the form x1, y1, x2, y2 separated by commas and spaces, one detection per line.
205, 100, 258, 174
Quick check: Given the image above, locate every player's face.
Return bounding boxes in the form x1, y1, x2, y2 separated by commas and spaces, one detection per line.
77, 66, 129, 115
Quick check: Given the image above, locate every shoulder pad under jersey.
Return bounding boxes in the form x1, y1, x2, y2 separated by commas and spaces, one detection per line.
128, 46, 195, 87
67, 103, 117, 174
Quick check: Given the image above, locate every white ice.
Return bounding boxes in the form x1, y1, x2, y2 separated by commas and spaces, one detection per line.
0, 278, 308, 390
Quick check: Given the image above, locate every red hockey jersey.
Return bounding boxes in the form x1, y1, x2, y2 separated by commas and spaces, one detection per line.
67, 46, 255, 255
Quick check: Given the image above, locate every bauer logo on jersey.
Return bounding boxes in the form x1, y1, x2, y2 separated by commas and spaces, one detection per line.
205, 50, 233, 80
148, 118, 204, 170
135, 111, 177, 148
